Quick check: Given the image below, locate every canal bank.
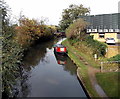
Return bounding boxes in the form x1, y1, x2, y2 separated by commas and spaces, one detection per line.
62, 39, 109, 98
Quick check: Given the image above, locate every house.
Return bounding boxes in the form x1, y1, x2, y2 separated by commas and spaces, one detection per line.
88, 29, 120, 43
80, 13, 120, 43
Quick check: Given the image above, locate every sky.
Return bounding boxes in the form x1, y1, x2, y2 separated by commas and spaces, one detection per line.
4, 0, 120, 25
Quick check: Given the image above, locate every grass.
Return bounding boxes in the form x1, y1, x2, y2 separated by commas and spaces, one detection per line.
96, 72, 120, 98
71, 40, 100, 68
62, 39, 99, 97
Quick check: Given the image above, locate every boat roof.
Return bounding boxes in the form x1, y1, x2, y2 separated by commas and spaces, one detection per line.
54, 44, 65, 47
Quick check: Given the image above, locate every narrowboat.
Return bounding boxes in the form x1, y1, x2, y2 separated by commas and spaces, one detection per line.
53, 44, 67, 55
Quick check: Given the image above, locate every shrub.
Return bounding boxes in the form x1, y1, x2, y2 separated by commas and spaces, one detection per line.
107, 54, 120, 61
68, 35, 107, 57
2, 25, 24, 97
85, 36, 107, 57
1, 1, 24, 97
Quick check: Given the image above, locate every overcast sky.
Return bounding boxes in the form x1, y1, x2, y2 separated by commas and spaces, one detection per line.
4, 0, 120, 25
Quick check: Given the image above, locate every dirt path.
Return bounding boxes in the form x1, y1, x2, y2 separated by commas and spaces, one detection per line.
87, 66, 108, 98
72, 51, 108, 98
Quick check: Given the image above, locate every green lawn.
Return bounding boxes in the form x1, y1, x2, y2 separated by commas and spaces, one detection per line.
96, 72, 120, 98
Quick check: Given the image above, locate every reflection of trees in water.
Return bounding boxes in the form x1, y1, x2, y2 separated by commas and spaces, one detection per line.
54, 53, 77, 75
18, 67, 31, 97
16, 39, 55, 97
22, 40, 55, 70
16, 38, 78, 97
23, 45, 47, 70
63, 57, 77, 75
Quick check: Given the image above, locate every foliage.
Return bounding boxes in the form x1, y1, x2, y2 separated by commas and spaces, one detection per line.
107, 54, 120, 61
47, 25, 57, 33
16, 17, 54, 47
2, 30, 23, 96
1, 1, 23, 97
68, 35, 107, 57
66, 18, 88, 40
85, 36, 107, 57
59, 4, 90, 31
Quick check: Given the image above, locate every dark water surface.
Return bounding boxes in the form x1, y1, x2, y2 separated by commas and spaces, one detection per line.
17, 39, 87, 97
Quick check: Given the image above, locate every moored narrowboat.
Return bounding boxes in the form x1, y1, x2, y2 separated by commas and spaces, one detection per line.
53, 44, 67, 55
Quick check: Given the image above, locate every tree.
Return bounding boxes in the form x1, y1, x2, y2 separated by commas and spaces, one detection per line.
66, 18, 88, 40
59, 4, 90, 31
1, 0, 23, 97
16, 17, 54, 47
16, 17, 45, 46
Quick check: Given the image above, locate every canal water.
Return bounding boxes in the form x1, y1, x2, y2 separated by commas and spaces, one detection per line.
17, 38, 87, 97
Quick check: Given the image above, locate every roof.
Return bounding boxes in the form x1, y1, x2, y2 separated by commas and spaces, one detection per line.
54, 44, 65, 47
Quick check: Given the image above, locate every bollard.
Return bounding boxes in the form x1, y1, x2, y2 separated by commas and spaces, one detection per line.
101, 62, 103, 72
94, 54, 97, 61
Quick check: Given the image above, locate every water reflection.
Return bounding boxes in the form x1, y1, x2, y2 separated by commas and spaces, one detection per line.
64, 57, 77, 75
54, 52, 67, 65
17, 39, 87, 97
17, 40, 55, 97
54, 52, 77, 75
22, 40, 55, 70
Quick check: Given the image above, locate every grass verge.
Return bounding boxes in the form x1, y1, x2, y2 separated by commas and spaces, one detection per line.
62, 39, 99, 97
96, 72, 120, 98
69, 40, 100, 69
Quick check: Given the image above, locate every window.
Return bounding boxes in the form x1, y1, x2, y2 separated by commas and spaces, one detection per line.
99, 33, 104, 38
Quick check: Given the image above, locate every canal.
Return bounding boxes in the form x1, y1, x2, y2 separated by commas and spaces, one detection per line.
17, 38, 87, 97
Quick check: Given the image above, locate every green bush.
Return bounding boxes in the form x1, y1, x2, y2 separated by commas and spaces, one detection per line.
107, 54, 120, 61
1, 1, 24, 97
2, 25, 24, 97
85, 36, 107, 57
68, 35, 107, 57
